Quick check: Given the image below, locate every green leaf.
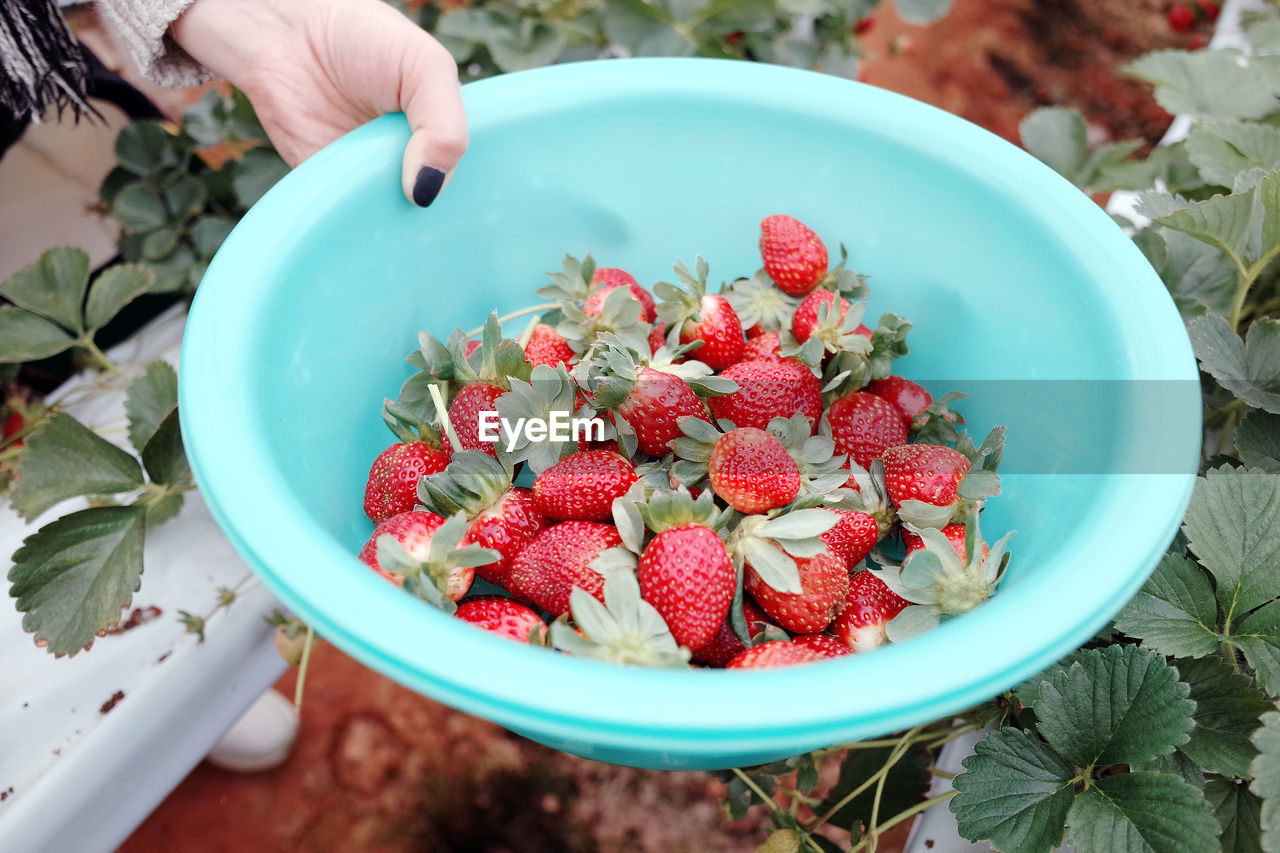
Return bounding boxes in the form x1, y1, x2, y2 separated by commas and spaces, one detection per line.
125, 361, 179, 453
1237, 411, 1280, 473
84, 264, 155, 332
1023, 645, 1194, 768
0, 307, 75, 363
1019, 107, 1087, 180
1156, 189, 1257, 270
1188, 316, 1280, 414
601, 0, 697, 57
164, 175, 206, 220
1128, 50, 1280, 121
1206, 779, 1263, 853
190, 216, 235, 257
1182, 466, 1280, 620
893, 0, 952, 25
488, 21, 567, 73
951, 727, 1076, 853
1235, 600, 1280, 698
7, 505, 147, 656
141, 228, 180, 261
1250, 710, 1280, 852
145, 492, 184, 527
232, 148, 290, 208
1133, 751, 1205, 791
818, 742, 930, 832
1187, 122, 1280, 189
1148, 228, 1240, 316
113, 121, 179, 175
1065, 772, 1218, 853
11, 413, 145, 520
140, 408, 189, 487
1113, 553, 1222, 657
0, 247, 90, 332
1176, 655, 1270, 778
112, 184, 169, 234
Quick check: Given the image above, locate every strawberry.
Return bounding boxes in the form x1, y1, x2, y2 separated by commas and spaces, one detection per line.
533, 450, 638, 522
854, 324, 873, 339
747, 551, 849, 634
638, 523, 735, 649
655, 258, 745, 371
1198, 0, 1219, 21
902, 523, 985, 559
455, 595, 547, 643
741, 332, 785, 362
358, 511, 475, 601
888, 511, 1014, 620
726, 640, 823, 669
866, 376, 931, 431
464, 340, 482, 358
881, 443, 970, 509
691, 601, 772, 667
648, 322, 669, 355
506, 521, 623, 617
823, 391, 909, 470
708, 427, 801, 513
853, 16, 875, 34
1167, 4, 1194, 31
524, 323, 575, 367
831, 569, 909, 652
792, 633, 853, 658
709, 359, 822, 432
363, 441, 449, 522
724, 271, 801, 337
820, 508, 880, 570
461, 489, 548, 586
445, 382, 506, 460
585, 267, 657, 323
759, 214, 829, 297
2, 412, 23, 439
792, 290, 849, 344
588, 339, 712, 457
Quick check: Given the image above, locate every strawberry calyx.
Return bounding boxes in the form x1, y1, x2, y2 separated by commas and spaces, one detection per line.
910, 389, 968, 444
417, 449, 513, 519
722, 270, 801, 336
814, 311, 912, 400
375, 512, 499, 613
557, 284, 651, 359
766, 413, 850, 504
826, 459, 896, 536
724, 509, 840, 596
381, 398, 444, 448
537, 252, 598, 304
452, 312, 534, 392
654, 256, 713, 339
492, 363, 597, 474
549, 571, 692, 667
632, 484, 731, 535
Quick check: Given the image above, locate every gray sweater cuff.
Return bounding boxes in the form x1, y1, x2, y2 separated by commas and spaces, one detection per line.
95, 0, 213, 87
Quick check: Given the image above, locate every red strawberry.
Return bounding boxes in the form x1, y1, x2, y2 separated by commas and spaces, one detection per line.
741, 332, 785, 362
903, 523, 988, 561
506, 521, 622, 616
446, 382, 506, 459
824, 391, 909, 469
2, 412, 23, 439
726, 640, 822, 669
880, 443, 971, 509
586, 267, 657, 322
853, 15, 875, 34
1167, 4, 1194, 31
613, 365, 712, 457
533, 450, 637, 522
747, 551, 849, 634
759, 214, 829, 297
708, 427, 800, 513
831, 569, 909, 652
464, 340, 482, 358
792, 633, 853, 658
638, 523, 736, 650
525, 323, 575, 367
460, 488, 549, 587
358, 511, 473, 600
793, 290, 849, 343
678, 293, 744, 371
363, 441, 450, 522
1198, 0, 1219, 21
691, 601, 772, 667
820, 508, 880, 570
455, 595, 547, 643
709, 359, 822, 431
866, 376, 931, 431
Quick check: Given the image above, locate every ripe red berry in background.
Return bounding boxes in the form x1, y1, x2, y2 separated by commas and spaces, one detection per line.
792, 290, 850, 343
455, 595, 547, 643
1167, 4, 1194, 31
533, 450, 638, 522
461, 488, 549, 587
726, 640, 822, 669
759, 214, 829, 297
2, 412, 22, 439
710, 359, 822, 431
1198, 0, 1219, 21
586, 267, 657, 322
853, 16, 875, 35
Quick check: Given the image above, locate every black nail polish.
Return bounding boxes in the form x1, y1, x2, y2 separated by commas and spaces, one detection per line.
412, 166, 445, 207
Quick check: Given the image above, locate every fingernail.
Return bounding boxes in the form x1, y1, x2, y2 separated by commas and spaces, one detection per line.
412, 166, 445, 207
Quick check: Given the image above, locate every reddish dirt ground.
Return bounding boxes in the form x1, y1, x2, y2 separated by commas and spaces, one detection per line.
120, 0, 1204, 850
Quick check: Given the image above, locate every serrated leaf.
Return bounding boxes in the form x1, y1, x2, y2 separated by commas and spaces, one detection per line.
1250, 710, 1280, 852
1176, 655, 1270, 778
125, 361, 179, 453
190, 216, 235, 257
1133, 751, 1205, 791
1206, 779, 1263, 853
817, 742, 931, 832
1, 246, 90, 332
141, 228, 179, 261
140, 408, 189, 487
488, 21, 567, 73
885, 603, 941, 641
1025, 645, 1194, 767
7, 505, 146, 656
1065, 772, 1218, 853
1020, 107, 1087, 180
1156, 188, 1257, 270
1128, 49, 1280, 121
1235, 601, 1280, 697
1189, 316, 1280, 414
1187, 122, 1280, 189
1150, 228, 1239, 316
85, 264, 155, 332
1182, 466, 1280, 620
1114, 553, 1222, 657
1237, 411, 1280, 472
164, 175, 206, 220
12, 413, 145, 520
233, 148, 289, 208
145, 492, 184, 527
113, 121, 177, 175
0, 306, 75, 363
951, 727, 1076, 853
112, 185, 168, 233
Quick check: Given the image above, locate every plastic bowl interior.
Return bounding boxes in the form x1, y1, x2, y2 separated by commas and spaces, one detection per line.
180, 58, 1201, 770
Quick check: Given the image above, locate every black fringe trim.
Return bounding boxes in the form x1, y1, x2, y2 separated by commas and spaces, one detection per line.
0, 0, 100, 121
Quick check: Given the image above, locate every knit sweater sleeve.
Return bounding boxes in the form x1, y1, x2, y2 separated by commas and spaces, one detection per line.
94, 0, 212, 86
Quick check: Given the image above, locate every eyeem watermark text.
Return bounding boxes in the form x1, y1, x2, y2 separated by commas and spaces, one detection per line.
478, 411, 606, 452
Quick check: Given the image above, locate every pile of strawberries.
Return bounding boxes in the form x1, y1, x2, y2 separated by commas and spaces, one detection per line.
357, 214, 1013, 669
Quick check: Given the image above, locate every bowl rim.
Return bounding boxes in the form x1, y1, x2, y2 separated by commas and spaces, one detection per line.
179, 57, 1200, 760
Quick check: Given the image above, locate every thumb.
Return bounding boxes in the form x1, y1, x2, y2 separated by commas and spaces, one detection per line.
398, 37, 469, 207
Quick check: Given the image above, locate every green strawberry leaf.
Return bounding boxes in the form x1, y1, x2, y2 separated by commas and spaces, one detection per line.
1182, 466, 1280, 622
1155, 190, 1257, 275
84, 264, 155, 333
1234, 600, 1280, 698
1113, 553, 1222, 658
0, 246, 90, 333
140, 408, 190, 488
112, 185, 169, 233
0, 306, 76, 363
1019, 107, 1087, 181
1206, 779, 1263, 853
817, 741, 931, 832
1236, 411, 1280, 473
1186, 121, 1280, 189
1139, 227, 1238, 316
1188, 317, 1280, 414
12, 413, 146, 520
884, 604, 941, 641
1064, 772, 1218, 853
1175, 655, 1270, 778
232, 148, 290, 208
1020, 645, 1194, 768
7, 505, 147, 656
1132, 751, 1205, 791
1250, 710, 1280, 852
950, 727, 1076, 853
125, 361, 179, 454
1128, 49, 1280, 121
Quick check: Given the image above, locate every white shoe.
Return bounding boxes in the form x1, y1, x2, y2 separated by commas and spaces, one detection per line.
206, 689, 299, 772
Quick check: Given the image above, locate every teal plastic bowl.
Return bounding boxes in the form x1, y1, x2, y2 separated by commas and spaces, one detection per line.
180, 58, 1201, 770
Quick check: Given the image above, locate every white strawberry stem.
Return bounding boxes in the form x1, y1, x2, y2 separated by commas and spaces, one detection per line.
427, 383, 464, 454
292, 623, 316, 711
464, 303, 557, 337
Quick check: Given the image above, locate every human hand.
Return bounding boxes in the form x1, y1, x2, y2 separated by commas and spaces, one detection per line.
170, 0, 467, 206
